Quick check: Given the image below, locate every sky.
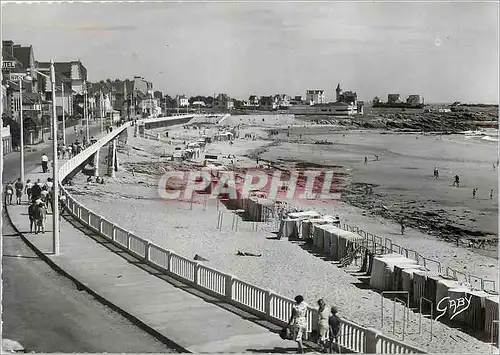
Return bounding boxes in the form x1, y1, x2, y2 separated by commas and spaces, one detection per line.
2, 1, 499, 103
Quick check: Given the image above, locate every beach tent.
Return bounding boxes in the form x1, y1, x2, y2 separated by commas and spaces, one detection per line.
279, 211, 321, 240
484, 296, 499, 347
301, 215, 338, 240
369, 254, 418, 291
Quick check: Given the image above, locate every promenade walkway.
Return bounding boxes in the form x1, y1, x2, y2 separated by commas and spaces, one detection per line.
6, 165, 299, 353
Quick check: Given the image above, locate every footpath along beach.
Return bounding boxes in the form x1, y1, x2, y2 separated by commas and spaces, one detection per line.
70, 117, 498, 353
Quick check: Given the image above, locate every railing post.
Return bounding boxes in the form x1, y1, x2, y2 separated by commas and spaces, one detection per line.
265, 289, 273, 318
127, 233, 132, 250
112, 226, 116, 242
194, 262, 200, 285
87, 211, 91, 225
98, 217, 103, 234
145, 240, 151, 261
365, 328, 380, 353
225, 274, 234, 300
167, 250, 173, 272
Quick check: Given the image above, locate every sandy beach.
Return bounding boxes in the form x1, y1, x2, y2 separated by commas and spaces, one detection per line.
68, 116, 498, 353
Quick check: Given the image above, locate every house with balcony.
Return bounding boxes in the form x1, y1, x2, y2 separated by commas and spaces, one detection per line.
176, 95, 189, 107
305, 90, 326, 105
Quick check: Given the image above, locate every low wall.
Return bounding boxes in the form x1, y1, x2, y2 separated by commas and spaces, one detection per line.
57, 117, 426, 354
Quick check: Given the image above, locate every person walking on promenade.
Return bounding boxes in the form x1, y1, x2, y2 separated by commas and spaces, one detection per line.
317, 299, 330, 350
28, 200, 37, 233
59, 194, 67, 220
35, 200, 47, 234
14, 178, 24, 205
31, 180, 42, 202
287, 295, 308, 354
41, 153, 49, 173
25, 179, 33, 202
453, 175, 460, 187
46, 177, 53, 191
328, 307, 341, 354
5, 182, 14, 205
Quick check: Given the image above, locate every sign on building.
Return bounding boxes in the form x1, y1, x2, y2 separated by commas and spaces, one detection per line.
2, 61, 16, 70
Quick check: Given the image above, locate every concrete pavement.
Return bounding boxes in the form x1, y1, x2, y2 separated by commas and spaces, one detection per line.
6, 164, 300, 353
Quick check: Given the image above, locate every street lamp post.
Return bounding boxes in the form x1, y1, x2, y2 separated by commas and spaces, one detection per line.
61, 82, 65, 146
84, 90, 89, 141
31, 60, 60, 254
18, 77, 25, 184
50, 59, 60, 254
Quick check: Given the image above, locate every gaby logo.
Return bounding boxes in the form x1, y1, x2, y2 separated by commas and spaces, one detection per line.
435, 294, 472, 322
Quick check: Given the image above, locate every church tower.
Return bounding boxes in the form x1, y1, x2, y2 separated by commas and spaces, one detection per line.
335, 83, 342, 102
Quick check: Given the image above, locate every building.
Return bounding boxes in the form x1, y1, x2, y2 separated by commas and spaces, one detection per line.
407, 95, 422, 106
259, 96, 277, 111
213, 93, 234, 111
305, 90, 325, 105
2, 40, 42, 125
274, 94, 291, 109
176, 95, 189, 107
247, 95, 259, 108
388, 94, 402, 104
1, 125, 12, 155
336, 83, 357, 104
290, 96, 303, 105
88, 77, 154, 119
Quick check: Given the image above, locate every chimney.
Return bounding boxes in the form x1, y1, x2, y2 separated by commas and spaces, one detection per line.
2, 40, 14, 56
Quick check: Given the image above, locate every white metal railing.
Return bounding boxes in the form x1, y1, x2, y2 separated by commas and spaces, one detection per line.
57, 117, 426, 354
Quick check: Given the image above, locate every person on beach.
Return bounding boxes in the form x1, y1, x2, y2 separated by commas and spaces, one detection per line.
328, 307, 341, 354
14, 178, 24, 205
472, 188, 477, 198
317, 299, 330, 349
41, 153, 49, 173
400, 222, 406, 235
433, 167, 439, 179
28, 200, 37, 233
493, 164, 496, 171
287, 295, 308, 354
25, 179, 33, 202
5, 182, 14, 205
375, 155, 379, 161
364, 156, 368, 164
453, 175, 460, 187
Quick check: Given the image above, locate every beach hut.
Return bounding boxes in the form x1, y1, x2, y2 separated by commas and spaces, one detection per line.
395, 265, 428, 293
463, 289, 490, 331
446, 285, 471, 325
434, 277, 461, 316
400, 267, 428, 303
484, 296, 499, 347
280, 211, 321, 240
301, 215, 337, 240
369, 254, 418, 291
412, 271, 428, 310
